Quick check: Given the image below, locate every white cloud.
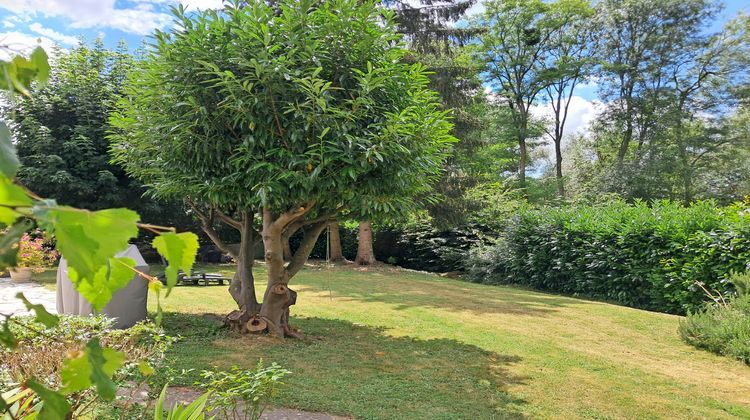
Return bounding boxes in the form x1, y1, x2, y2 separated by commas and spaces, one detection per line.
0, 31, 59, 60
0, 0, 173, 35
2, 20, 14, 29
29, 22, 77, 46
530, 95, 603, 162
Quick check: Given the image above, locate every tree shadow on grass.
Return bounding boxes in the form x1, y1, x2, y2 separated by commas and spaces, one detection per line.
161, 312, 529, 419
294, 267, 583, 317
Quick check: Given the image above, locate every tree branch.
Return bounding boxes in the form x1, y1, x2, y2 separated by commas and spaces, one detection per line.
213, 207, 243, 230
285, 220, 328, 278
187, 199, 238, 260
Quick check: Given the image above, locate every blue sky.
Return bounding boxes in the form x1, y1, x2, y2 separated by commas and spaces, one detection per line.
2, 0, 746, 61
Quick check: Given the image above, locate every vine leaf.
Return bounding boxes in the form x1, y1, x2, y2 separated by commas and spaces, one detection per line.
0, 174, 32, 225
60, 338, 124, 401
35, 206, 139, 284
0, 122, 19, 178
25, 378, 70, 420
0, 47, 50, 96
0, 322, 16, 349
16, 292, 59, 328
152, 231, 199, 295
71, 257, 136, 311
0, 220, 31, 270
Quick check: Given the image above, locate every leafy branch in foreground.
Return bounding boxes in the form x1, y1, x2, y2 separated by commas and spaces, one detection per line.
0, 45, 198, 419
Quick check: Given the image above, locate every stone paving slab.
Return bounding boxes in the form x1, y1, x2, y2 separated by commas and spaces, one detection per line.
0, 277, 57, 316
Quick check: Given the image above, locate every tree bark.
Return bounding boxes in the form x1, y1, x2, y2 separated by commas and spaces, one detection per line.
281, 233, 292, 262
188, 202, 260, 314
355, 220, 375, 265
555, 139, 565, 198
230, 212, 260, 314
328, 220, 343, 262
258, 205, 328, 338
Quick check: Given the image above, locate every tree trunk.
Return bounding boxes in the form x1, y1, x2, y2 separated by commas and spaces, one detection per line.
328, 220, 343, 262
259, 207, 328, 338
355, 220, 375, 265
282, 233, 292, 262
555, 138, 565, 198
517, 112, 528, 190
228, 212, 260, 314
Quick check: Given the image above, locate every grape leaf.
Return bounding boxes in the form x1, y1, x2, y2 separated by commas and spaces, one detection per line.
26, 378, 70, 420
0, 174, 32, 225
0, 220, 31, 270
29, 47, 50, 85
70, 257, 136, 311
16, 292, 59, 328
0, 122, 19, 178
60, 338, 124, 401
152, 232, 199, 296
35, 206, 139, 285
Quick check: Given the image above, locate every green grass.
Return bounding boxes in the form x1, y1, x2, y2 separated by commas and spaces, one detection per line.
147, 263, 750, 419
43, 263, 750, 418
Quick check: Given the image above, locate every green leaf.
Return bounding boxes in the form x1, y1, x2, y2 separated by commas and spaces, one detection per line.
0, 174, 32, 225
70, 257, 136, 311
0, 122, 20, 178
36, 206, 139, 285
152, 232, 199, 296
16, 292, 59, 328
26, 378, 71, 420
29, 47, 50, 85
0, 394, 7, 412
0, 321, 16, 349
60, 338, 124, 401
138, 361, 155, 376
0, 220, 31, 270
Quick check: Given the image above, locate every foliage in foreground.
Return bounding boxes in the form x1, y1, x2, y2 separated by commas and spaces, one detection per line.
465, 200, 750, 314
0, 41, 198, 419
199, 362, 290, 420
1, 316, 173, 417
679, 272, 750, 364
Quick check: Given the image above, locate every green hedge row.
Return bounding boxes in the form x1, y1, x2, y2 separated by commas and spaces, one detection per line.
465, 201, 750, 314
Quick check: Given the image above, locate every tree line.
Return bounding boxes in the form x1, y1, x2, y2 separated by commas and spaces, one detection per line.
4, 0, 750, 270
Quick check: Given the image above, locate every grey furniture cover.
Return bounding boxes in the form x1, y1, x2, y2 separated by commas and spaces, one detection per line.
56, 245, 149, 329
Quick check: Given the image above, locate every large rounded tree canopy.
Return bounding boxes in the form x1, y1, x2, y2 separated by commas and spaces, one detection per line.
110, 0, 455, 338
110, 0, 455, 216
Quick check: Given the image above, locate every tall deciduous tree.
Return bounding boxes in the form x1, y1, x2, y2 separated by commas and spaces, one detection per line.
474, 0, 576, 189
541, 0, 595, 197
110, 0, 454, 337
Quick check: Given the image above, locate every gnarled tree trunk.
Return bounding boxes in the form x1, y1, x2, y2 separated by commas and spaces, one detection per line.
355, 220, 375, 265
259, 205, 329, 338
328, 220, 344, 262
187, 202, 261, 328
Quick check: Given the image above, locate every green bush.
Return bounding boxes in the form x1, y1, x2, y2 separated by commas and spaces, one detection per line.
465, 200, 750, 314
199, 362, 290, 420
679, 272, 750, 364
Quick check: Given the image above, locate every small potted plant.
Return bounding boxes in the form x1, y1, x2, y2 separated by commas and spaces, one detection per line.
9, 231, 57, 282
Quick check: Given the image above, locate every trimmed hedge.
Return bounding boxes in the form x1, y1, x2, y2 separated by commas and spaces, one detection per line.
465, 201, 750, 314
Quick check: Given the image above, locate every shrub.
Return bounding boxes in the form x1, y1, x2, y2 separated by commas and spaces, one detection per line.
0, 315, 174, 416
465, 200, 750, 314
679, 272, 750, 364
198, 362, 290, 420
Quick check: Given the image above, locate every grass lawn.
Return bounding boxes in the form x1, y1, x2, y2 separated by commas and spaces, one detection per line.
35, 263, 750, 418
130, 262, 750, 419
